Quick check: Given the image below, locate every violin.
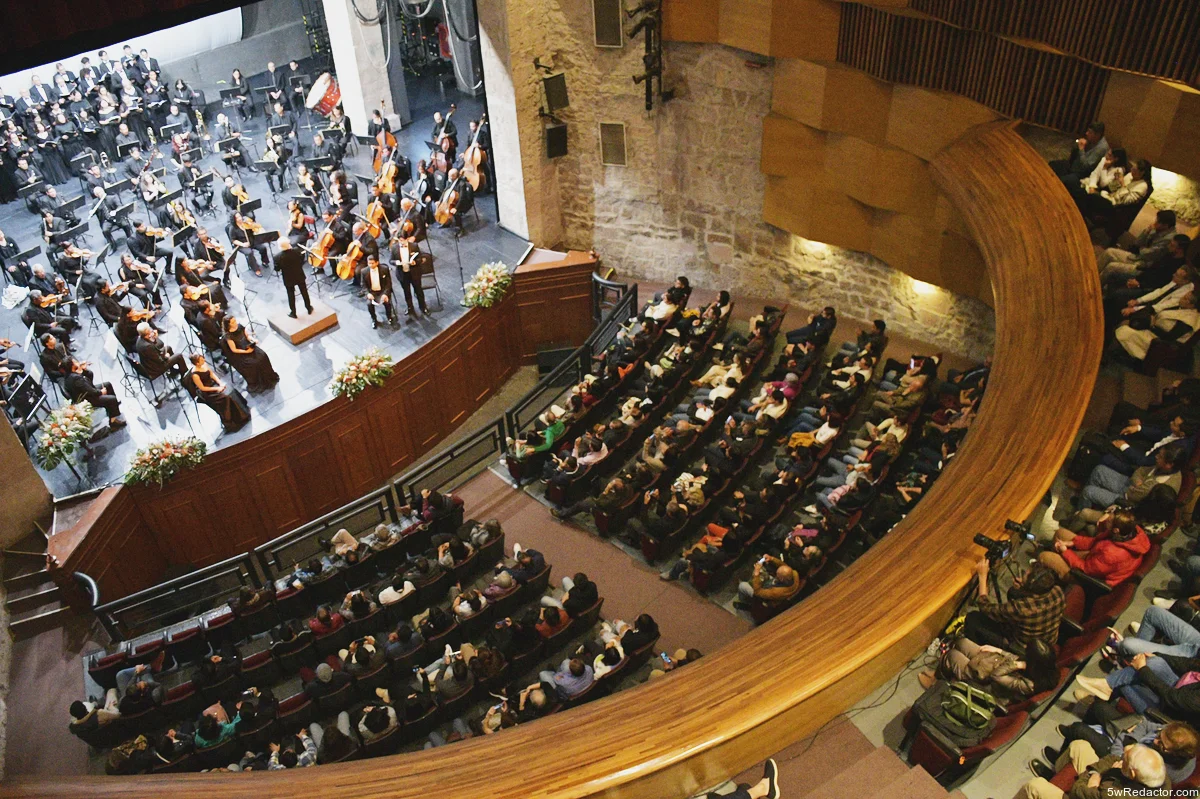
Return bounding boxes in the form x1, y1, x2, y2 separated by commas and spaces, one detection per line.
199, 234, 226, 258
172, 202, 195, 229
232, 184, 250, 205
143, 224, 169, 239
330, 180, 344, 207
63, 243, 94, 260
299, 170, 316, 195
237, 216, 265, 235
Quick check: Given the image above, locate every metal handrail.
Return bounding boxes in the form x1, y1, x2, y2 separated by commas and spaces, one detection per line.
396, 417, 508, 506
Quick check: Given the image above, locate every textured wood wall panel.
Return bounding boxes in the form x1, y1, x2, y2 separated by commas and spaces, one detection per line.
838, 3, 1111, 133
910, 0, 1200, 88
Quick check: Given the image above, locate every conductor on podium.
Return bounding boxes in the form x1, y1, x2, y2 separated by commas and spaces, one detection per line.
275, 240, 313, 318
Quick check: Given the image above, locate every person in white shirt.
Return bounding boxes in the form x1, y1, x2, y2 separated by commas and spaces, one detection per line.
1115, 291, 1200, 361
1082, 157, 1151, 222
1080, 148, 1127, 194
1118, 266, 1196, 322
849, 415, 909, 459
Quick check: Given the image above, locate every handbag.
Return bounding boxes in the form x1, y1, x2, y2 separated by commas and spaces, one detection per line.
941, 681, 1000, 730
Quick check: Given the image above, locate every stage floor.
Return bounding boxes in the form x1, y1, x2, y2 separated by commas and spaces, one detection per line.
0, 83, 529, 497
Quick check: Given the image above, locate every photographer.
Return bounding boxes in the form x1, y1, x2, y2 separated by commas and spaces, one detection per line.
963, 558, 1065, 650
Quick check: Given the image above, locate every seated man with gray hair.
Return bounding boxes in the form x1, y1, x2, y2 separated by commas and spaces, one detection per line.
1018, 742, 1169, 799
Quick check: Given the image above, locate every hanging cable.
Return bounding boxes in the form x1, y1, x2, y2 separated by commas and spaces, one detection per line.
399, 0, 438, 19
441, 0, 478, 43
440, 0, 482, 89
350, 0, 386, 25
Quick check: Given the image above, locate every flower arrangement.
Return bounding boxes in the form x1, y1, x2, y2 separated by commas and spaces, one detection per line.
330, 348, 395, 401
125, 436, 208, 487
462, 261, 512, 308
36, 402, 94, 470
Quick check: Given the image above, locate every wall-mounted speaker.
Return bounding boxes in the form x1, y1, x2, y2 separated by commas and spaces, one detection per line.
546, 122, 569, 159
542, 73, 570, 112
599, 122, 627, 166
593, 0, 624, 47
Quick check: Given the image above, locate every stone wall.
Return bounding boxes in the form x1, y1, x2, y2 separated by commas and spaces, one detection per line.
498, 0, 994, 359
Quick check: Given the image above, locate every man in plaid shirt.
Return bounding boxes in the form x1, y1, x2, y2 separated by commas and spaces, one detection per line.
268, 728, 317, 769
964, 556, 1065, 648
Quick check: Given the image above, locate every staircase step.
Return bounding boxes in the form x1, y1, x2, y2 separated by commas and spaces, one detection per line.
4, 585, 61, 613
888, 767, 948, 799
8, 604, 72, 639
795, 746, 909, 799
730, 716, 875, 790
2, 562, 50, 586
2, 550, 48, 559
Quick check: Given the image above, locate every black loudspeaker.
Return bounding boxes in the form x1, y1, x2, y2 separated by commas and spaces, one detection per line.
545, 122, 569, 159
542, 73, 570, 112
537, 346, 576, 380
593, 0, 624, 47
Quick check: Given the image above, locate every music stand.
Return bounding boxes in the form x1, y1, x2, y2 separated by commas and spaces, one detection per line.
290, 74, 313, 129
95, 242, 114, 282
268, 124, 291, 140
117, 142, 139, 160
218, 88, 239, 106
151, 188, 183, 209
71, 152, 96, 192
114, 201, 134, 219
172, 225, 196, 249
240, 198, 262, 215
14, 246, 40, 265
51, 222, 89, 247
60, 195, 87, 216
18, 181, 45, 199
179, 146, 203, 165
303, 156, 332, 172
159, 122, 183, 141
105, 178, 131, 199
194, 172, 214, 190
150, 266, 170, 310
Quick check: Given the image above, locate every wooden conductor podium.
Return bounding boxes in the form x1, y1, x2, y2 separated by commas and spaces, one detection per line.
268, 298, 339, 345
511, 248, 598, 363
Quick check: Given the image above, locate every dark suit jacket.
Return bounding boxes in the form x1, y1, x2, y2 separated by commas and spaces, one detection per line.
276, 247, 307, 285
64, 370, 104, 403
357, 264, 393, 299
135, 335, 173, 379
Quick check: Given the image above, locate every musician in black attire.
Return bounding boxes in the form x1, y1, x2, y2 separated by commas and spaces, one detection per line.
93, 281, 131, 326
268, 102, 299, 152
394, 197, 427, 249
440, 168, 475, 236
38, 334, 71, 379
432, 110, 457, 155
311, 132, 340, 171
121, 147, 149, 182
178, 258, 228, 308
320, 206, 353, 260
357, 254, 396, 328
130, 219, 175, 274
264, 62, 285, 113
23, 292, 76, 346
64, 358, 125, 427
37, 186, 78, 226
193, 301, 225, 351
135, 324, 186, 381
13, 156, 41, 189
0, 230, 29, 286
118, 252, 162, 307
177, 157, 213, 211
27, 264, 56, 296
227, 212, 270, 276
274, 241, 313, 318
114, 307, 141, 352
284, 61, 306, 115
213, 113, 254, 170
391, 238, 428, 317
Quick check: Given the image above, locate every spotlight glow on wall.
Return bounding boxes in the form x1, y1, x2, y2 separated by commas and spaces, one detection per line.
910, 278, 938, 296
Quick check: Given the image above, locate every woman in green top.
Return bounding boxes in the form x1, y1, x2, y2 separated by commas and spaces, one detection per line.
510, 417, 566, 461
194, 713, 239, 748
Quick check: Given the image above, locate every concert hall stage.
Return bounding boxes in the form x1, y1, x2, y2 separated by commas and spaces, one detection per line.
0, 70, 529, 497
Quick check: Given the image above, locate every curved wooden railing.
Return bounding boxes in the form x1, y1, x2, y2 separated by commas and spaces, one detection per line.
1, 122, 1102, 798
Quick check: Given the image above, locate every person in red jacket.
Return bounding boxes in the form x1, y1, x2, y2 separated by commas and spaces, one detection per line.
307, 605, 345, 636
1039, 508, 1150, 585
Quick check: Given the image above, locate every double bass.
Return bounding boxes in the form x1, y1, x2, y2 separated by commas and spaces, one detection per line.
462, 113, 488, 192
372, 99, 397, 174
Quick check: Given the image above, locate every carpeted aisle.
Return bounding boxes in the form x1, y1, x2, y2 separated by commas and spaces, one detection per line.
456, 470, 752, 657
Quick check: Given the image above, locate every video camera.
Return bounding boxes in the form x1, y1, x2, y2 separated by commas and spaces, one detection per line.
973, 519, 1033, 564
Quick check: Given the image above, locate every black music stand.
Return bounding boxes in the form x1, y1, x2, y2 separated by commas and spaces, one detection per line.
240, 198, 262, 216
290, 74, 313, 129
51, 222, 89, 247
172, 225, 196, 250
13, 246, 40, 266
151, 187, 183, 209
60, 195, 87, 216
105, 178, 131, 201
18, 181, 45, 199
191, 172, 216, 217
303, 156, 332, 172
159, 122, 183, 141
95, 242, 114, 282
218, 88, 239, 106
179, 146, 202, 165
71, 152, 96, 196
268, 124, 291, 141
217, 137, 245, 180
117, 142, 139, 160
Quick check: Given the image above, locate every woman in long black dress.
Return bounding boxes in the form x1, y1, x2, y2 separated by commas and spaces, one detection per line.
32, 121, 69, 184
221, 315, 279, 392
188, 353, 251, 430
118, 82, 150, 149
76, 110, 102, 161
53, 112, 84, 173
230, 69, 252, 122
96, 100, 121, 162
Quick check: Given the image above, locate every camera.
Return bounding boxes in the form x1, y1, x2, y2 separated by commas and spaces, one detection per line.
1004, 519, 1032, 537
973, 533, 1011, 563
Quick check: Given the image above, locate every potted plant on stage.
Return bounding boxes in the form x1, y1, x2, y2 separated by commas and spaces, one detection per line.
36, 401, 94, 477
125, 436, 208, 487
330, 347, 395, 401
462, 261, 512, 308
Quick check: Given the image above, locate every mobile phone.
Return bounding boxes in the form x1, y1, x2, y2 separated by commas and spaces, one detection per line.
661, 652, 672, 666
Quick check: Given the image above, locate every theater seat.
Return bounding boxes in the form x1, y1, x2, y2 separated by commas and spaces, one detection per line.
907, 709, 1028, 783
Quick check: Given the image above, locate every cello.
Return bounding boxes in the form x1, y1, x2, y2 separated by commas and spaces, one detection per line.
372, 99, 398, 174
434, 175, 461, 226
336, 221, 370, 280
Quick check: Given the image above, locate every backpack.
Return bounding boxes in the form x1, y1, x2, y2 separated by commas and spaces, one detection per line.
941, 681, 1000, 730
912, 680, 998, 749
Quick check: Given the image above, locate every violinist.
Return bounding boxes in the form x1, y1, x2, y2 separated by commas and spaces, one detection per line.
390, 237, 428, 317
22, 291, 76, 348
221, 175, 244, 212
295, 164, 320, 212
131, 219, 175, 275
115, 305, 156, 352
193, 300, 226, 351
139, 166, 168, 204
64, 357, 126, 428
227, 211, 270, 276
39, 333, 72, 379
56, 244, 103, 295
177, 258, 229, 308
118, 251, 162, 307
159, 200, 198, 251
27, 263, 56, 296
287, 200, 311, 245
51, 276, 80, 320
179, 283, 207, 326
329, 170, 357, 216
93, 185, 135, 241
192, 226, 230, 286
93, 280, 132, 326
358, 253, 397, 329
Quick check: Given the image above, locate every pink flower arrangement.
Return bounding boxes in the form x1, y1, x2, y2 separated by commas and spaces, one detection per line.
330, 348, 395, 400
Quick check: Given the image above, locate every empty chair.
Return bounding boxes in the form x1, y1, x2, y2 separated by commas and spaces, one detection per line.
165, 625, 209, 667
315, 680, 355, 717
86, 649, 129, 692
239, 649, 282, 687
275, 693, 317, 731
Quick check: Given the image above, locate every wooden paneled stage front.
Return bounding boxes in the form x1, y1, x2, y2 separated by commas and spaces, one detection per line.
46, 254, 597, 604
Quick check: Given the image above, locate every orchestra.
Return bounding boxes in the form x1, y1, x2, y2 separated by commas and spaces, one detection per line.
0, 43, 493, 463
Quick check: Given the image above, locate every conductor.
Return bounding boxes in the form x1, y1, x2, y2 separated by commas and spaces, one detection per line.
275, 240, 313, 319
